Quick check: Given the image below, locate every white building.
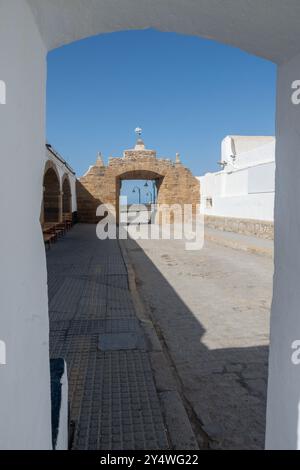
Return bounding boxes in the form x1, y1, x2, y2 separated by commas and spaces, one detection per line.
199, 136, 275, 223
44, 144, 77, 221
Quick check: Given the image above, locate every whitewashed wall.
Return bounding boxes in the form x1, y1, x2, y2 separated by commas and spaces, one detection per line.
199, 139, 275, 221
266, 51, 300, 450
0, 0, 52, 450
45, 147, 77, 212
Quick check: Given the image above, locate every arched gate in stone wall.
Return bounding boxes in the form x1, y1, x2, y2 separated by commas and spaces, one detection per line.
77, 139, 200, 224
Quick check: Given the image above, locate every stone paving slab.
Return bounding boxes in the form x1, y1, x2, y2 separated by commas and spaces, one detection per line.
73, 351, 169, 450
78, 273, 129, 290
125, 234, 272, 449
106, 307, 136, 319
49, 277, 87, 313
98, 332, 146, 351
47, 224, 169, 450
75, 302, 107, 320
50, 332, 99, 358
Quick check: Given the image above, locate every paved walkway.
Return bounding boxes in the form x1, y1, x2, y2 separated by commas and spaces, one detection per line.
47, 225, 169, 450
47, 224, 273, 450
125, 234, 273, 449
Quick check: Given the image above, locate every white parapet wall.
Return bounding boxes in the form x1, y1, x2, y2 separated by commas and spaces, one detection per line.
199, 136, 276, 222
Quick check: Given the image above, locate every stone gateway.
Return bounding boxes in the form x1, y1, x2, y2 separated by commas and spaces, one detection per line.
77, 138, 200, 224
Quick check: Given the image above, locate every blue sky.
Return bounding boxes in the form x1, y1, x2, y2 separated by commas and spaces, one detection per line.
46, 28, 276, 182
120, 179, 157, 205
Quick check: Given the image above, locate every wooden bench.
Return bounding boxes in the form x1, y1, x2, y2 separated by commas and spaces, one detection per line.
42, 219, 70, 249
45, 223, 65, 238
55, 223, 67, 236
43, 223, 60, 241
63, 213, 73, 230
43, 233, 55, 249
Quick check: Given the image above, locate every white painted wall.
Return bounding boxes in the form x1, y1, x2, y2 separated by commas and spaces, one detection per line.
199, 138, 275, 221
0, 0, 52, 449
26, 0, 300, 63
45, 146, 77, 212
222, 135, 275, 168
266, 51, 300, 450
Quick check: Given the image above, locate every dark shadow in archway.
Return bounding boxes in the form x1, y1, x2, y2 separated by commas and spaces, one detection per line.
62, 175, 72, 217
44, 167, 60, 222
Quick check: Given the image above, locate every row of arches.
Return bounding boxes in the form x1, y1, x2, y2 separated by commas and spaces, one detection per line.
42, 162, 72, 224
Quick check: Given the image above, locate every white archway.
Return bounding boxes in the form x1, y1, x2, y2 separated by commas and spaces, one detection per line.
1, 0, 300, 449
27, 0, 300, 63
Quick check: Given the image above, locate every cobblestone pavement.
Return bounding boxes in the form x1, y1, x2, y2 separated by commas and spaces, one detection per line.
47, 225, 169, 450
125, 234, 273, 449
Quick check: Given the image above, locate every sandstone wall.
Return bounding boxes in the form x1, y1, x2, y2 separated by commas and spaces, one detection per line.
204, 214, 274, 240
77, 152, 200, 224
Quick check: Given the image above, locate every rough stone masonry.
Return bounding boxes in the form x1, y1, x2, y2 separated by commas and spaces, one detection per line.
77, 139, 200, 224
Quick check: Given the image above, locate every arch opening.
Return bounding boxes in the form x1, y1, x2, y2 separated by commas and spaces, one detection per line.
45, 26, 275, 451
118, 170, 164, 203
62, 176, 72, 216
117, 170, 164, 225
43, 167, 61, 223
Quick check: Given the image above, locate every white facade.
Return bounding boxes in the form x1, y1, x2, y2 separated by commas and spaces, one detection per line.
45, 144, 77, 213
199, 136, 276, 221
